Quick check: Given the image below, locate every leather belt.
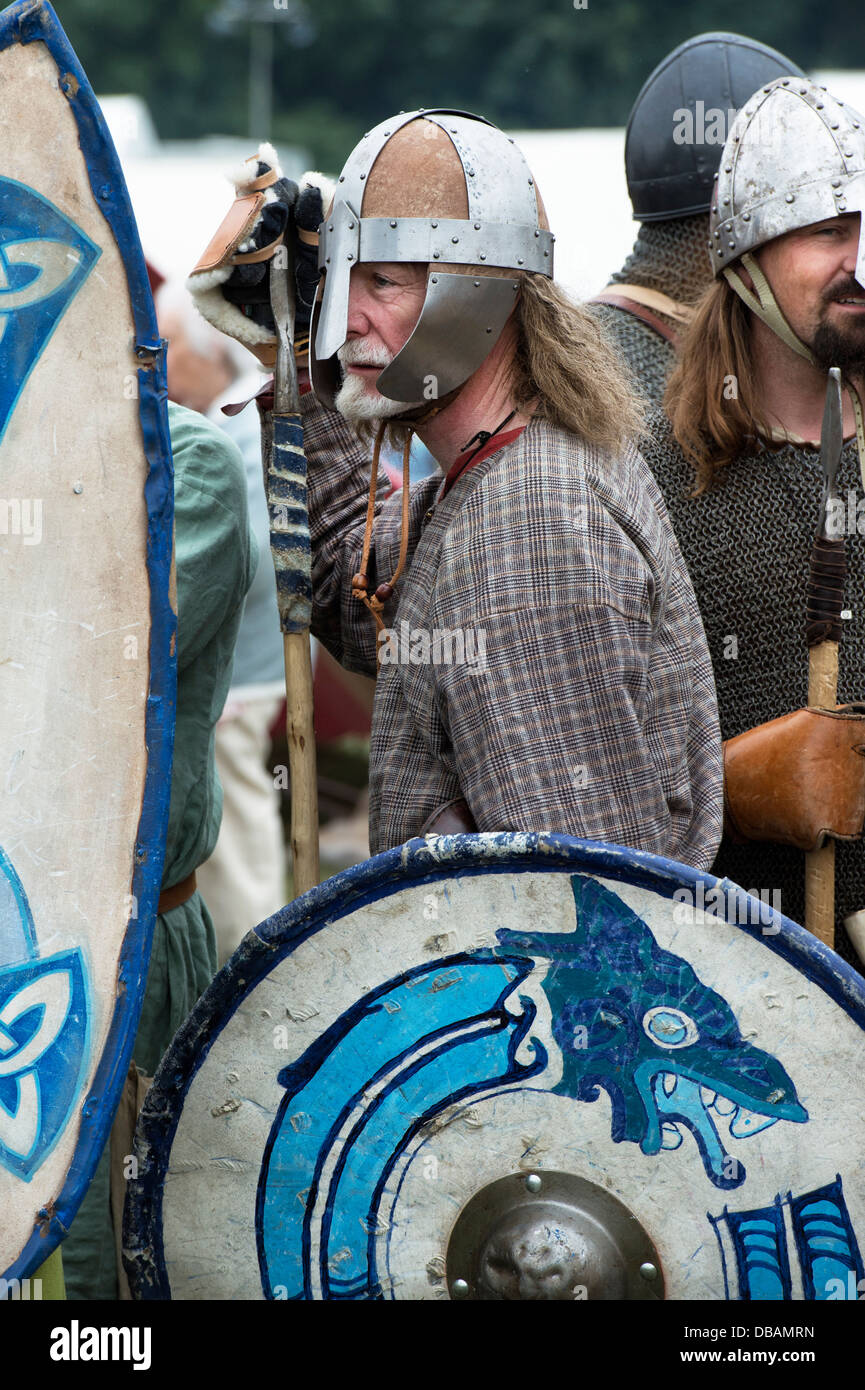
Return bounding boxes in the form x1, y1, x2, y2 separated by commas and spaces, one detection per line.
157, 871, 197, 915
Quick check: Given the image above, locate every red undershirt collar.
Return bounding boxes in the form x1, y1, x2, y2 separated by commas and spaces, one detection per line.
440, 426, 526, 497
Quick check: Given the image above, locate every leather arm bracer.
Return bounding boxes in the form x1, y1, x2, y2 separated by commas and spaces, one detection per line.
723, 705, 865, 851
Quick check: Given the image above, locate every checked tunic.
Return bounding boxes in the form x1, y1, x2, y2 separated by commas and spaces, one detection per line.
304, 395, 723, 870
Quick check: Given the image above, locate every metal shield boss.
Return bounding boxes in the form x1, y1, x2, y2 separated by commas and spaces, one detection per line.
125, 834, 865, 1302
310, 110, 554, 408
711, 78, 865, 287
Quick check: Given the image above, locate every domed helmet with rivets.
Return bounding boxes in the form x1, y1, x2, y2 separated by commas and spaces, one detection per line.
310, 109, 554, 408
710, 76, 865, 287
625, 32, 806, 223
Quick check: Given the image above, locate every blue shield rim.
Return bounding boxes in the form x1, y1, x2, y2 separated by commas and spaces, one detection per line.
0, 0, 175, 1280
123, 831, 865, 1301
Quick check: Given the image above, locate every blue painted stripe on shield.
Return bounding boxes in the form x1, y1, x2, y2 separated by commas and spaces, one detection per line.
269, 412, 311, 634
257, 954, 536, 1299
0, 0, 175, 1281
725, 1200, 791, 1300
789, 1176, 863, 1300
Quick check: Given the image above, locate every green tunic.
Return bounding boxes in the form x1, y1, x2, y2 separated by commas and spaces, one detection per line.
62, 402, 258, 1298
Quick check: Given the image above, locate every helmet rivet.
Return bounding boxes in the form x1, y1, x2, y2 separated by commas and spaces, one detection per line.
508, 137, 514, 144
474, 223, 481, 230
543, 250, 549, 257
347, 254, 353, 260
450, 127, 457, 133
833, 179, 842, 187
431, 220, 438, 228
433, 251, 440, 258
338, 176, 344, 183
717, 248, 723, 255
517, 257, 524, 265
799, 87, 808, 95
486, 327, 492, 333
839, 200, 847, 210
431, 275, 438, 283
722, 197, 730, 206
817, 103, 825, 110
782, 79, 790, 86
743, 212, 751, 222
389, 220, 397, 228
329, 224, 334, 231
348, 221, 355, 230
733, 135, 739, 142
844, 151, 854, 158
479, 253, 486, 260
528, 178, 533, 186
468, 170, 475, 177
831, 122, 840, 130
452, 236, 459, 244
786, 193, 795, 203
534, 229, 539, 237
724, 165, 732, 173
473, 280, 480, 287
384, 130, 391, 136
728, 240, 735, 248
714, 229, 720, 238
326, 256, 331, 263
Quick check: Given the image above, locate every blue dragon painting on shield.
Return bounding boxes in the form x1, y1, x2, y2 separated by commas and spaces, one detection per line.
254, 873, 860, 1300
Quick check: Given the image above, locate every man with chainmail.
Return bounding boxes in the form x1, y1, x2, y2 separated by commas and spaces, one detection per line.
589, 33, 804, 402
189, 110, 723, 870
641, 76, 865, 962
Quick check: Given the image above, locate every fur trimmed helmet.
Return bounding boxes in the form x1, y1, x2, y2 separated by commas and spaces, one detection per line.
310, 110, 554, 408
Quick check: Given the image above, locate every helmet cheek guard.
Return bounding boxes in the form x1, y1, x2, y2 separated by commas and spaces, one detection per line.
309, 109, 554, 410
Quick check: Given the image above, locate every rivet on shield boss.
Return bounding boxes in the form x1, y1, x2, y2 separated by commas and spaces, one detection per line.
124, 835, 865, 1302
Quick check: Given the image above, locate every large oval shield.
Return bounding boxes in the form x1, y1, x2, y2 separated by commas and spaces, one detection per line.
125, 834, 865, 1302
0, 1, 174, 1281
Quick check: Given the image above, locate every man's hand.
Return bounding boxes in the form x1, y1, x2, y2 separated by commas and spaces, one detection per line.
723, 705, 865, 851
187, 143, 333, 367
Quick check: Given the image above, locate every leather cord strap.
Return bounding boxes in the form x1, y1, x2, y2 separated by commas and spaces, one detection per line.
590, 290, 680, 346
157, 870, 197, 915
352, 423, 413, 664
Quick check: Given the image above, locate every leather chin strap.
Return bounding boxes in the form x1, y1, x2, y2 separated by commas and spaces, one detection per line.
724, 252, 865, 487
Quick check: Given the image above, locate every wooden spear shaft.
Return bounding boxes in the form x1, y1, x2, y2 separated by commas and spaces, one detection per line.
267, 240, 319, 896
804, 367, 844, 947
805, 642, 838, 946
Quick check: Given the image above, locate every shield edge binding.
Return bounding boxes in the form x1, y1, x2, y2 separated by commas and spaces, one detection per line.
0, 0, 176, 1281
122, 831, 865, 1301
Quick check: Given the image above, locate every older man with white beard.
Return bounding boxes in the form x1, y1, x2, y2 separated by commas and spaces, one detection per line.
189, 110, 723, 868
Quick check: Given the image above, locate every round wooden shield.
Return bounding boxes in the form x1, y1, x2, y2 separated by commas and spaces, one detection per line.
125, 834, 865, 1302
0, 1, 174, 1281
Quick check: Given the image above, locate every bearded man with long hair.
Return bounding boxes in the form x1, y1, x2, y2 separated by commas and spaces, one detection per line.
190, 110, 722, 869
641, 77, 865, 961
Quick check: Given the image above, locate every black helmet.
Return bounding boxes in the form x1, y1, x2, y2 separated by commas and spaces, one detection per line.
625, 32, 806, 222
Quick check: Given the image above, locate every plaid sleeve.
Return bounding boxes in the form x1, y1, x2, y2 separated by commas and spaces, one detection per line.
432, 601, 679, 854
300, 393, 437, 674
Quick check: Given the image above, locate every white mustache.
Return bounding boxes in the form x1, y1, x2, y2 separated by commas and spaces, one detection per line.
338, 341, 393, 369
